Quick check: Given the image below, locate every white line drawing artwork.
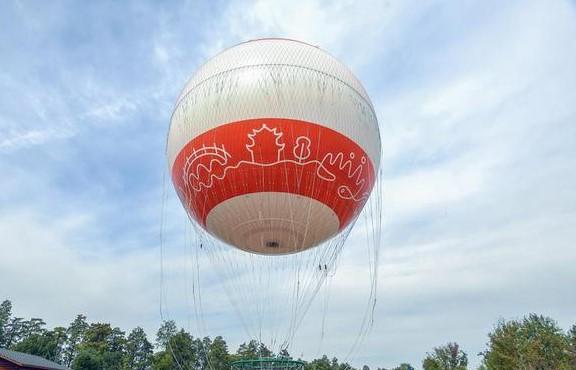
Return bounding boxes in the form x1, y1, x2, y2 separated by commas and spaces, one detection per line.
246, 124, 285, 163
293, 136, 311, 162
181, 144, 231, 203
181, 124, 370, 202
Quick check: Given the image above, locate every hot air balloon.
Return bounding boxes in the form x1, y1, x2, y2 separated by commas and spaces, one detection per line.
168, 38, 380, 254
166, 38, 382, 366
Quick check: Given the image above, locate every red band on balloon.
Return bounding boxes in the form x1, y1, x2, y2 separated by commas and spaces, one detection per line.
171, 118, 376, 230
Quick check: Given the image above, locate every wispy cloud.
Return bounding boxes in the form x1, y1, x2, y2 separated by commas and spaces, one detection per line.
0, 128, 74, 152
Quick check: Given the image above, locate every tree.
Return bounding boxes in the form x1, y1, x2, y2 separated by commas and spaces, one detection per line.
155, 320, 177, 350
152, 329, 196, 370
63, 314, 89, 367
258, 342, 273, 358
124, 327, 153, 370
393, 365, 414, 370
79, 323, 126, 370
21, 318, 47, 340
3, 317, 47, 349
11, 328, 66, 363
104, 327, 127, 370
52, 326, 68, 363
422, 342, 467, 370
194, 336, 211, 369
375, 365, 414, 370
568, 324, 576, 369
482, 314, 570, 370
278, 348, 291, 359
4, 317, 25, 348
422, 357, 441, 370
337, 363, 354, 370
0, 300, 13, 347
305, 355, 332, 370
208, 336, 230, 370
151, 351, 173, 370
304, 355, 354, 370
73, 348, 103, 370
236, 340, 260, 360
0, 301, 66, 364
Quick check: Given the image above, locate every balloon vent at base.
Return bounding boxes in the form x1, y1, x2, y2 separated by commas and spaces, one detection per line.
265, 241, 280, 248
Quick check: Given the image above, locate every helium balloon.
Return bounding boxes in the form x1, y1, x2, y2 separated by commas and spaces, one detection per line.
167, 38, 380, 254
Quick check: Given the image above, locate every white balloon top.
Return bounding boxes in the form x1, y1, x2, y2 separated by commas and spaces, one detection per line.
175, 38, 373, 109
168, 38, 380, 173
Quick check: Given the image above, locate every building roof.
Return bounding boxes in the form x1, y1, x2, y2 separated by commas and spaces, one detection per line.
0, 348, 69, 370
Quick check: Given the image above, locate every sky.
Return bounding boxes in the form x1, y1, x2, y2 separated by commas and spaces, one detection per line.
1, 0, 576, 369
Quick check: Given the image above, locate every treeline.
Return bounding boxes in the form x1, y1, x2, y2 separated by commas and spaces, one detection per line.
1, 300, 576, 369
0, 299, 353, 370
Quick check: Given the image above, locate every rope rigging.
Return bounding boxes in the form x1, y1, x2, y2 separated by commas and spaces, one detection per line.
160, 38, 383, 368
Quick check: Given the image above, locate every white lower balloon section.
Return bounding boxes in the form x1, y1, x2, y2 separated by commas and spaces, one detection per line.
205, 192, 340, 254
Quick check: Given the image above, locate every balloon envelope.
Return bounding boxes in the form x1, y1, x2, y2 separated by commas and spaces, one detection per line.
168, 38, 380, 254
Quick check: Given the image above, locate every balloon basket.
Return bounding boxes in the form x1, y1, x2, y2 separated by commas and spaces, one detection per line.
231, 358, 305, 370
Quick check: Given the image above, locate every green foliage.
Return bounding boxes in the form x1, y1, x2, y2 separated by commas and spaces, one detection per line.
567, 324, 576, 369
373, 364, 415, 370
63, 314, 89, 366
258, 342, 273, 358
0, 300, 68, 364
482, 314, 571, 370
236, 339, 260, 359
231, 339, 275, 364
0, 299, 12, 347
150, 334, 227, 370
5, 298, 576, 370
422, 342, 467, 370
155, 320, 177, 350
52, 326, 68, 362
392, 364, 415, 370
23, 318, 47, 337
208, 336, 230, 370
304, 355, 333, 370
73, 348, 103, 370
152, 351, 173, 370
278, 348, 291, 359
11, 328, 66, 363
3, 316, 49, 350
153, 329, 195, 370
125, 326, 154, 370
4, 317, 25, 347
304, 355, 354, 370
76, 322, 126, 370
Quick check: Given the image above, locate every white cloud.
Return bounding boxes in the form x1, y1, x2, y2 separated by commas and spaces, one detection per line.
0, 128, 74, 152
0, 210, 157, 330
199, 0, 427, 69
384, 162, 485, 219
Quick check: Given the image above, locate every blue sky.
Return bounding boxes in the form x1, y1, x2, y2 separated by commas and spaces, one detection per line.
2, 0, 576, 369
